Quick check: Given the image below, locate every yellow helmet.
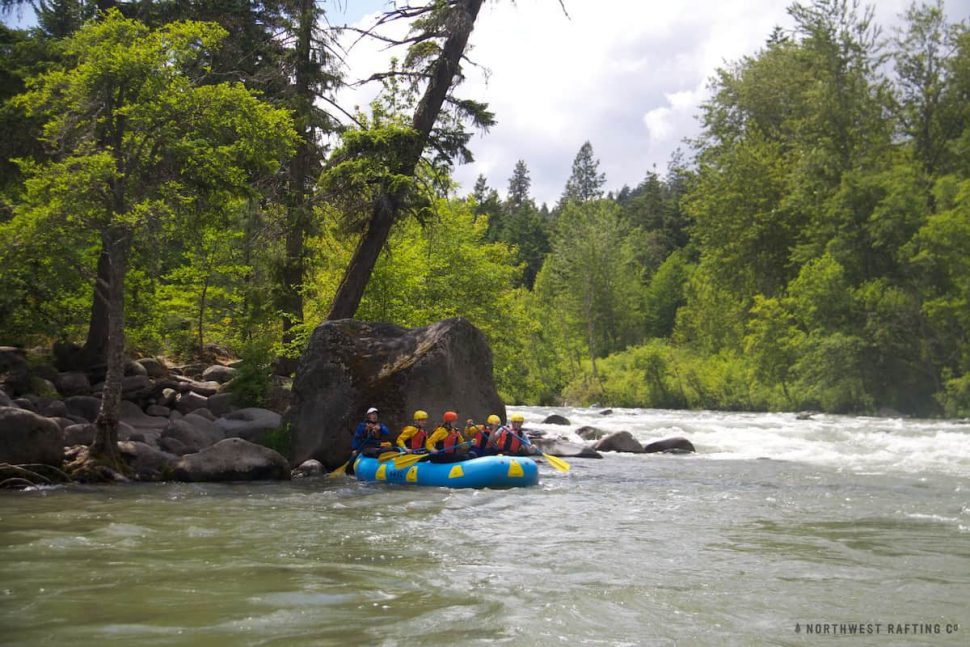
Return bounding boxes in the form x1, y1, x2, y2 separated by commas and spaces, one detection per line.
510, 413, 525, 423
487, 414, 501, 425
413, 410, 428, 420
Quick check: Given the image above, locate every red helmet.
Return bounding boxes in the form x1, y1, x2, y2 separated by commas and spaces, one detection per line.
443, 411, 458, 423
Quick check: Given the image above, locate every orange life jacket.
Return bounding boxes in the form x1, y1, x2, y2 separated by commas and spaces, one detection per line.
495, 427, 523, 454
405, 428, 427, 450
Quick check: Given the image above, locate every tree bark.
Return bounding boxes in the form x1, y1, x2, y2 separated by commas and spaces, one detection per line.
90, 227, 130, 468
82, 248, 110, 364
327, 0, 484, 321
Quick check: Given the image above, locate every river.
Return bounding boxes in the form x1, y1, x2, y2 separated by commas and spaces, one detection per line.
2, 407, 968, 646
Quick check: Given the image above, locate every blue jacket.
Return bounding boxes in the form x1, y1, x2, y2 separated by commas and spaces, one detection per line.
352, 421, 390, 451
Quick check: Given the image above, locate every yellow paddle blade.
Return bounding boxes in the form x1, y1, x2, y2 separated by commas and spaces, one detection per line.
327, 460, 349, 478
392, 452, 430, 469
542, 452, 571, 474
378, 451, 401, 462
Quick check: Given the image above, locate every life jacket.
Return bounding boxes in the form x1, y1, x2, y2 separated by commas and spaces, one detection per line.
399, 425, 427, 450
466, 424, 489, 450
433, 424, 464, 455
494, 426, 523, 454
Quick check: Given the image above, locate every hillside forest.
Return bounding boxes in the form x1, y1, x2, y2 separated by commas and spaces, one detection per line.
2, 0, 970, 419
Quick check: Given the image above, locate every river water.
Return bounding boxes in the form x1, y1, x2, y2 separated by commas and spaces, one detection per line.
2, 407, 968, 646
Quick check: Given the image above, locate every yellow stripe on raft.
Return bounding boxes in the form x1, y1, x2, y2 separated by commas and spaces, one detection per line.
376, 463, 387, 480
507, 460, 524, 478
407, 465, 418, 482
448, 464, 464, 479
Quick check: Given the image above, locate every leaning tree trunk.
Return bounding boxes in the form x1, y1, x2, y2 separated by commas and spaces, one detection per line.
90, 227, 131, 469
327, 0, 484, 320
81, 248, 111, 364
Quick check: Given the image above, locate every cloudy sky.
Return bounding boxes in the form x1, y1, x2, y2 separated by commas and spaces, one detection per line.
341, 0, 969, 205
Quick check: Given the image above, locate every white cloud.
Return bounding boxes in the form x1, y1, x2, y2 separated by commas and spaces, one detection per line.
337, 0, 964, 205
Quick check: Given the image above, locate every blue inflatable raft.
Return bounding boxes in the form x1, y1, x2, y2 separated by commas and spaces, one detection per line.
353, 454, 539, 489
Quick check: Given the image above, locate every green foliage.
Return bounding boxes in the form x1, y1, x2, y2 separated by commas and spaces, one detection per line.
227, 338, 276, 408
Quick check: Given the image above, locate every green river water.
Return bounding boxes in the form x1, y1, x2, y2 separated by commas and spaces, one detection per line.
2, 408, 968, 646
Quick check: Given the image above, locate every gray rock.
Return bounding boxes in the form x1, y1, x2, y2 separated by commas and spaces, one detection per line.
146, 404, 170, 418
542, 414, 570, 425
576, 426, 608, 441
215, 408, 281, 444
598, 409, 613, 416
593, 431, 645, 453
64, 423, 94, 446
173, 376, 220, 397
160, 415, 224, 453
55, 371, 92, 397
531, 437, 603, 458
190, 408, 216, 422
206, 392, 236, 417
13, 397, 36, 412
174, 437, 290, 482
136, 357, 169, 379
643, 436, 696, 454
118, 441, 178, 480
42, 400, 68, 419
49, 417, 75, 430
174, 391, 209, 414
285, 318, 505, 470
121, 374, 152, 395
124, 360, 148, 377
64, 395, 101, 422
202, 365, 237, 384
159, 436, 189, 456
0, 406, 64, 466
292, 459, 324, 478
0, 389, 12, 407
161, 388, 178, 406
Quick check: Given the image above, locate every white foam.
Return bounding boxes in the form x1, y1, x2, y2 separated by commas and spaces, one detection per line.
515, 407, 970, 478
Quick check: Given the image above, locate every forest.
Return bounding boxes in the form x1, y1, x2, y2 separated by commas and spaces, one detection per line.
2, 0, 970, 420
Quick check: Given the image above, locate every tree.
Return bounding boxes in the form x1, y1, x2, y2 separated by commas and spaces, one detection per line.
507, 159, 532, 209
535, 200, 642, 381
11, 11, 294, 466
561, 140, 606, 205
326, 0, 490, 321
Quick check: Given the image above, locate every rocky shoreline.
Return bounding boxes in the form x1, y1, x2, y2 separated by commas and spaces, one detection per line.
1, 346, 293, 487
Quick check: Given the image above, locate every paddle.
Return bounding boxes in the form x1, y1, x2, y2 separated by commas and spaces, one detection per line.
327, 459, 350, 478
537, 451, 571, 474
391, 440, 476, 469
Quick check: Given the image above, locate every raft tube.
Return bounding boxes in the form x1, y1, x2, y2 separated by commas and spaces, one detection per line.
353, 455, 539, 489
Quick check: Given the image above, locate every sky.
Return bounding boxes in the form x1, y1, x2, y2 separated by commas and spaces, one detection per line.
4, 0, 969, 205
340, 0, 970, 205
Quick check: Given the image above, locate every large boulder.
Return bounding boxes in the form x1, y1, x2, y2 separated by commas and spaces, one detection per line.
173, 437, 290, 482
644, 436, 696, 454
215, 408, 281, 444
531, 437, 603, 458
0, 389, 12, 407
286, 318, 505, 469
593, 431, 645, 453
206, 392, 236, 417
119, 400, 168, 444
0, 406, 64, 466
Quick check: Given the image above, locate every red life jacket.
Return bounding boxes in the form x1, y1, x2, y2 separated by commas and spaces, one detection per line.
434, 424, 463, 454
406, 428, 427, 450
495, 427, 522, 454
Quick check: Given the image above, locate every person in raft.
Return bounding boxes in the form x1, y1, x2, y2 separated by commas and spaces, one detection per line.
396, 410, 429, 454
425, 410, 470, 463
351, 407, 391, 462
465, 414, 500, 457
488, 413, 540, 456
